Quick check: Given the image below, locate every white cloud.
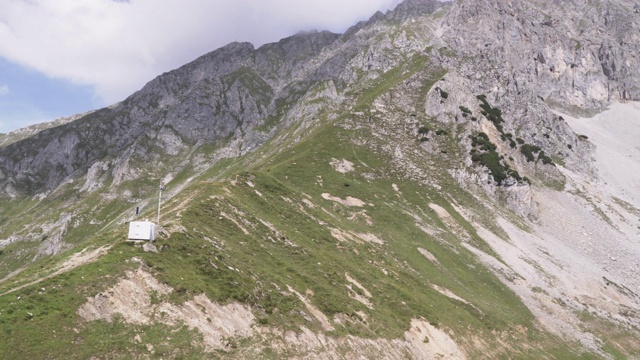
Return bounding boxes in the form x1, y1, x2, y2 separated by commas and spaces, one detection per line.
0, 85, 8, 96
0, 0, 400, 105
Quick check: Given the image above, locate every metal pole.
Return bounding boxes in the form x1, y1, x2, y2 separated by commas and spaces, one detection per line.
157, 184, 164, 225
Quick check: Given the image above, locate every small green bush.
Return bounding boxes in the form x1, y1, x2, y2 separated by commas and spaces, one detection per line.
476, 152, 507, 183
469, 131, 512, 184
538, 151, 554, 165
418, 126, 430, 135
520, 144, 542, 162
475, 95, 506, 134
470, 132, 496, 151
509, 170, 522, 181
459, 106, 472, 114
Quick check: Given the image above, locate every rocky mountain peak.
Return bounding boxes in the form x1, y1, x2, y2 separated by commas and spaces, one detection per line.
388, 0, 447, 20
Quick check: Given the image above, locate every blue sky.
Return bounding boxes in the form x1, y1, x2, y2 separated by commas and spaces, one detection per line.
0, 58, 97, 132
0, 0, 400, 133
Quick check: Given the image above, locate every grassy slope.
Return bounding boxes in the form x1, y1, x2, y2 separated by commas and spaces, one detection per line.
0, 238, 208, 359
0, 111, 601, 359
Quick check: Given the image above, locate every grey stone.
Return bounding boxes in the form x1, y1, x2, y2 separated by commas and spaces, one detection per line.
142, 243, 158, 254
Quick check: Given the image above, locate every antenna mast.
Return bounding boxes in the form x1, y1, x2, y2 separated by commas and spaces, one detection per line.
157, 184, 164, 225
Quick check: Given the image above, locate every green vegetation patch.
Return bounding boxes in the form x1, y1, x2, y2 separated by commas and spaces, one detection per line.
469, 132, 522, 184
459, 105, 472, 117
520, 144, 542, 162
476, 95, 504, 133
520, 143, 554, 166
438, 88, 449, 100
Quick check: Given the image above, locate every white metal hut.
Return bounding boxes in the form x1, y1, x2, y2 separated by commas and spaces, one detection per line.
128, 221, 156, 241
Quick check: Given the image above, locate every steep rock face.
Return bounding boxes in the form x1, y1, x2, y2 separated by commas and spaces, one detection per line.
0, 34, 340, 197
442, 0, 640, 108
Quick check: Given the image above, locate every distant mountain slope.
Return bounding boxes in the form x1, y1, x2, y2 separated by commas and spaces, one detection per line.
0, 112, 91, 148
